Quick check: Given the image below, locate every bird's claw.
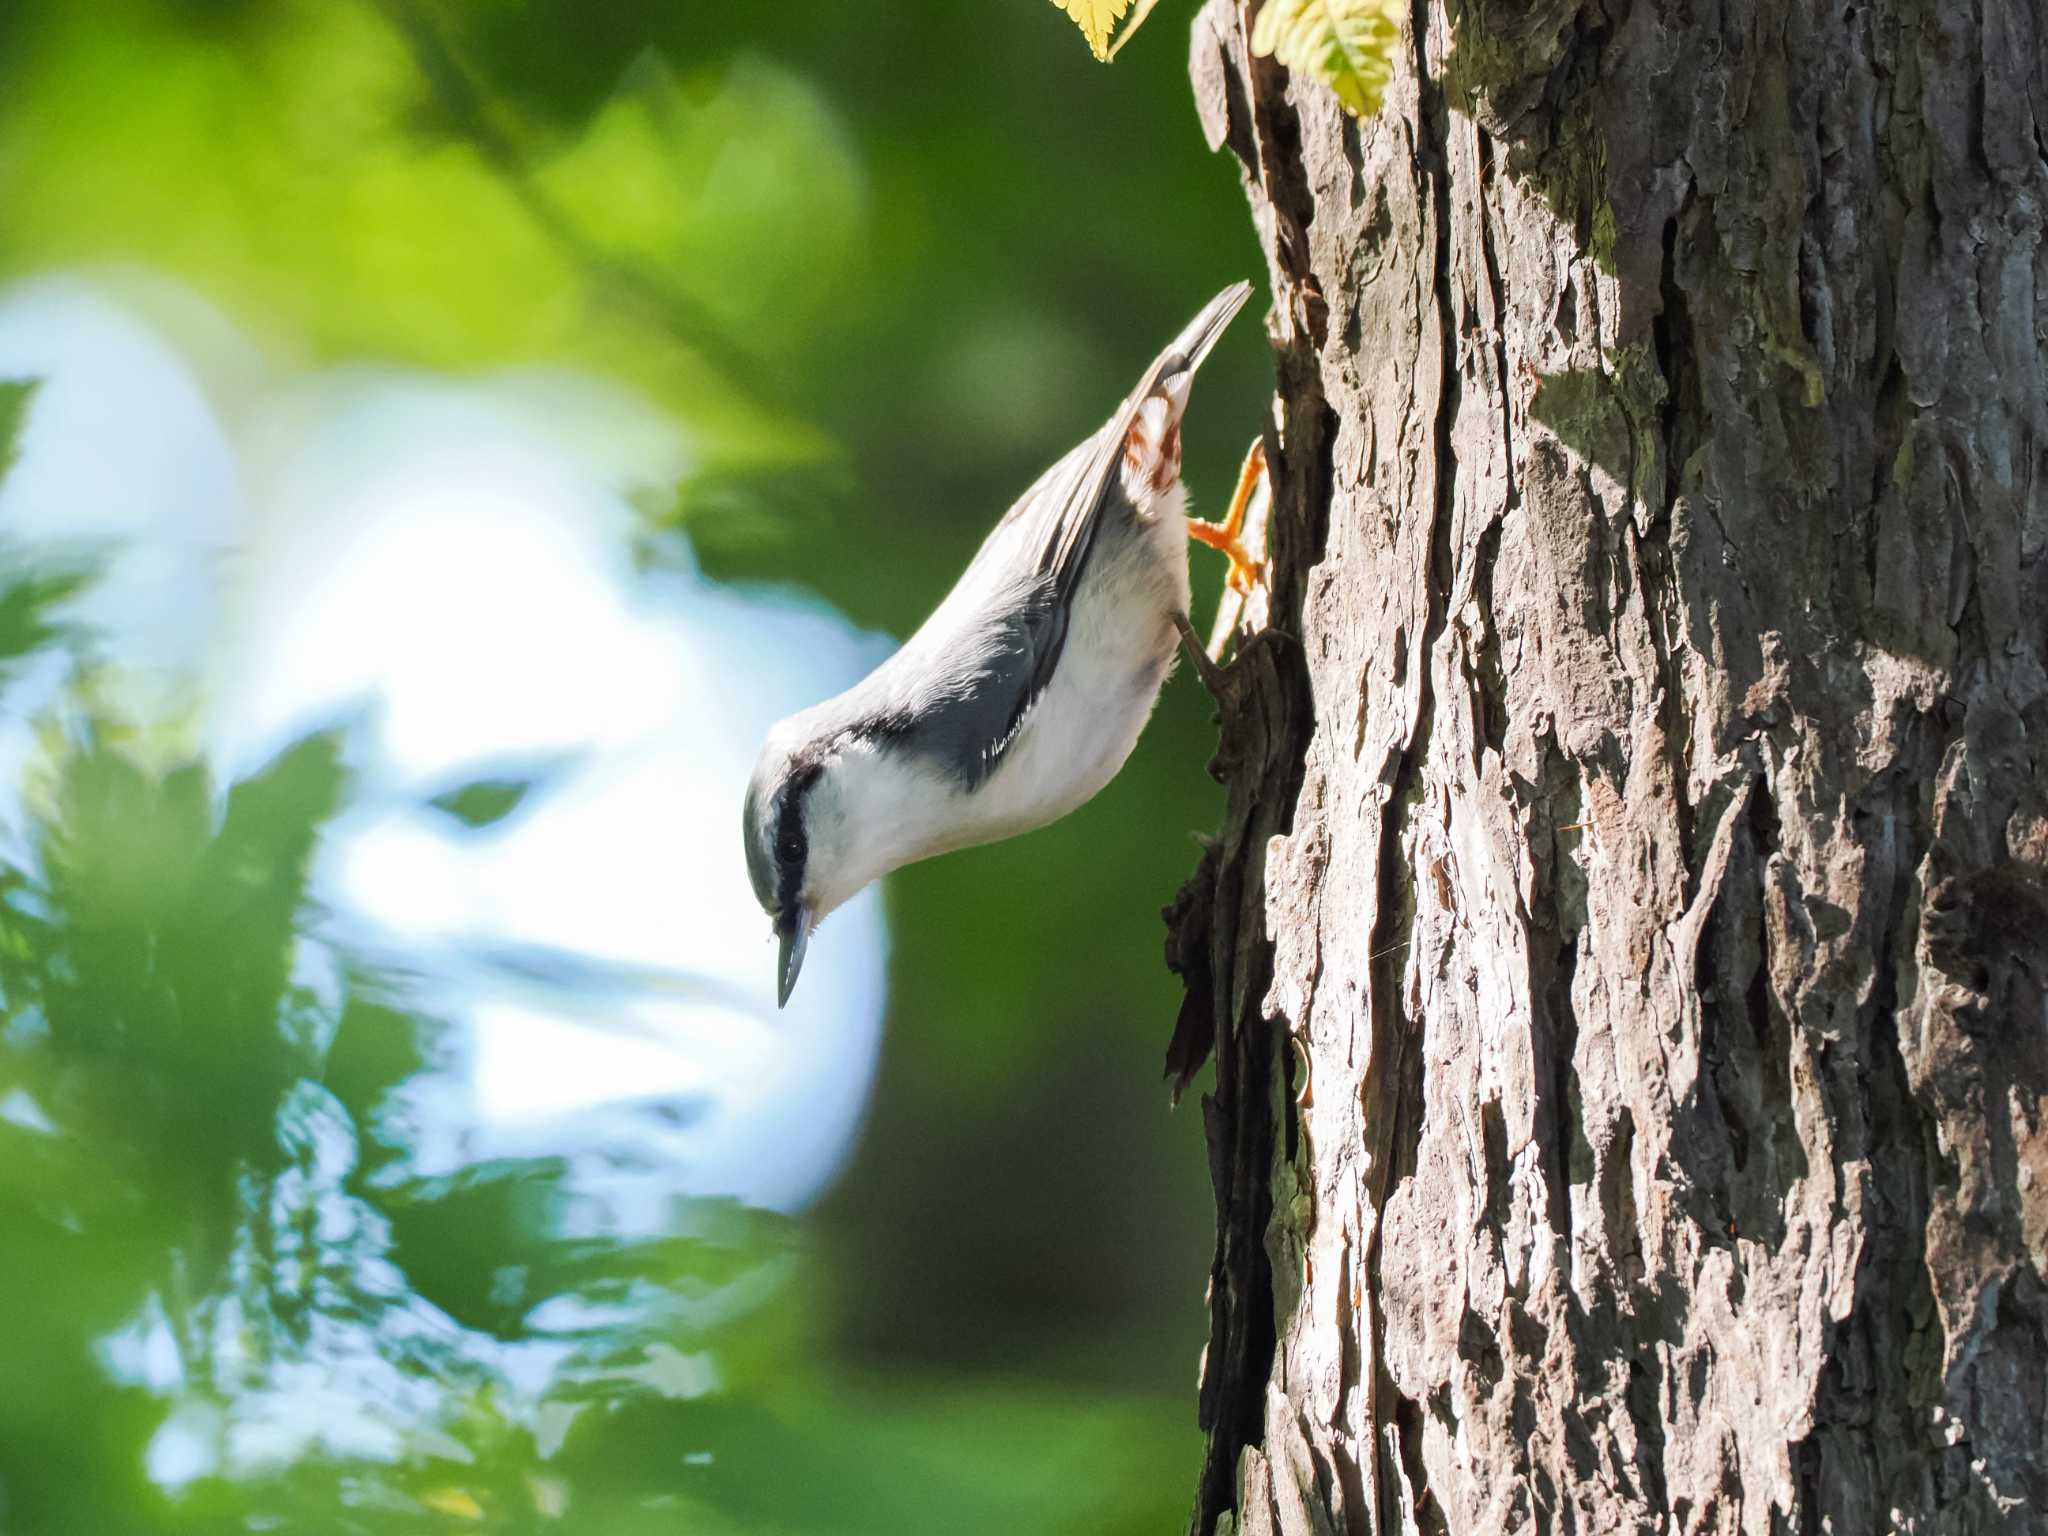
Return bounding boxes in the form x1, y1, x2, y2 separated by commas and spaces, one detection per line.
1172, 610, 1230, 696
1174, 611, 1297, 702
1187, 438, 1269, 597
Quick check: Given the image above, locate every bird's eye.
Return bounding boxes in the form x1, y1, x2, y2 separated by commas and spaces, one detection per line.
773, 807, 806, 872
769, 764, 819, 889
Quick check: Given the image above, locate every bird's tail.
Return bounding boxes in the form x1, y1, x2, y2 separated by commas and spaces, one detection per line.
1121, 281, 1255, 500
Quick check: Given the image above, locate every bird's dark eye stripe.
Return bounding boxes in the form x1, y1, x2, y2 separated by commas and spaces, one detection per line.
772, 800, 806, 873
771, 761, 822, 913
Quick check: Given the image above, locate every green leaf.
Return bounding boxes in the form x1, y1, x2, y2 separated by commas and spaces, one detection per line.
0, 559, 93, 678
1250, 0, 1404, 118
321, 990, 430, 1151
427, 775, 543, 830
0, 379, 36, 483
424, 750, 581, 829
1051, 0, 1133, 61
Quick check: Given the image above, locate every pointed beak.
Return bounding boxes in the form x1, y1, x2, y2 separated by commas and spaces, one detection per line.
1173, 280, 1253, 375
1148, 280, 1253, 428
776, 905, 814, 1009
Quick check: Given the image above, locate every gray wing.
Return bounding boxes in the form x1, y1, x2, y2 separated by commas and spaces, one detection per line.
868, 282, 1253, 789
913, 443, 1120, 788
846, 462, 1092, 791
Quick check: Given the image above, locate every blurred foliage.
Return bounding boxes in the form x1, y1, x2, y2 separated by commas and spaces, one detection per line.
422, 759, 571, 832
0, 559, 90, 688
0, 537, 1192, 1529
0, 528, 784, 1525
0, 0, 1268, 1527
0, 379, 35, 475
0, 0, 847, 461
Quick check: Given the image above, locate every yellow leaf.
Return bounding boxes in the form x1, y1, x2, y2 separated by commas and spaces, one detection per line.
1250, 0, 1404, 117
1052, 0, 1134, 61
420, 1488, 486, 1520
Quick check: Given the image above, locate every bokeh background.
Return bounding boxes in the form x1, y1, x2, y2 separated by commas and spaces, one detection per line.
0, 1, 1270, 1530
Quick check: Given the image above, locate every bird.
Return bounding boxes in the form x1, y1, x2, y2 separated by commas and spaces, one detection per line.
743, 282, 1265, 1006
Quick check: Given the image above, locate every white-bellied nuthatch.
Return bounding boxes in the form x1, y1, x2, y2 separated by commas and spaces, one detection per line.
744, 283, 1264, 1005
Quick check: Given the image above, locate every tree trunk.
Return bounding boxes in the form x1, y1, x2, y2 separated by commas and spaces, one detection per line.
1170, 2, 2048, 1532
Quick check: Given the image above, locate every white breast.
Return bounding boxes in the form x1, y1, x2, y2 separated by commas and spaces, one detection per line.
798, 485, 1193, 921
944, 482, 1191, 847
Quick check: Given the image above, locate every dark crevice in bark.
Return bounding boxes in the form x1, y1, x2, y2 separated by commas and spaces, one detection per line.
1189, 874, 1281, 1525
1164, 845, 1219, 1105
1333, 1241, 1370, 1531
1369, 0, 1455, 1235
1736, 791, 1798, 1236
1472, 125, 1519, 511
1374, 810, 1426, 1184
1864, 364, 1904, 607
1366, 794, 1424, 1536
1470, 514, 1511, 759
1624, 1352, 1672, 1520
1687, 784, 1800, 1250
1599, 1108, 1642, 1287
1392, 1391, 1449, 1536
1730, 915, 1770, 1181
1645, 200, 1702, 906
1550, 939, 1585, 1249
1648, 199, 1692, 493
1291, 402, 1343, 622
1210, 1064, 1280, 1492
1791, 735, 1941, 1528
1637, 513, 1698, 901
1540, 721, 1588, 1253
1185, 731, 1294, 1527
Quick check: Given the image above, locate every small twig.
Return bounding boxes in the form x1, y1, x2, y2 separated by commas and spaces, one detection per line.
1107, 0, 1167, 58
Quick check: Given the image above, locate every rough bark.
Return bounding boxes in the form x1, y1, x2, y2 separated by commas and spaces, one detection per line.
1170, 2, 2048, 1532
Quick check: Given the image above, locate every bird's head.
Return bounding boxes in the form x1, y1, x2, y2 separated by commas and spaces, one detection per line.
746, 709, 925, 1006
743, 730, 828, 1009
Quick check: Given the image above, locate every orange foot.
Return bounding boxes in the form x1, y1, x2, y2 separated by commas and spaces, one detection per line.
1187, 438, 1268, 595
